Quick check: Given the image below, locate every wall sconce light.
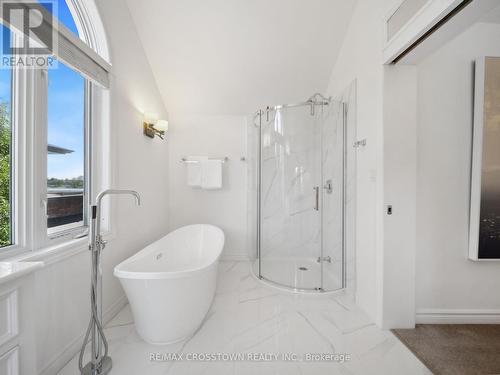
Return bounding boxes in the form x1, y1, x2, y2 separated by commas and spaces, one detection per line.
143, 112, 168, 140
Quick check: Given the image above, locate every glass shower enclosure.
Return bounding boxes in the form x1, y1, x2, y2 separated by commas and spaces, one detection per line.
254, 94, 346, 292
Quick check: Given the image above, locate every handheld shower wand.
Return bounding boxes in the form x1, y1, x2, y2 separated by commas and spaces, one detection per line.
79, 189, 141, 375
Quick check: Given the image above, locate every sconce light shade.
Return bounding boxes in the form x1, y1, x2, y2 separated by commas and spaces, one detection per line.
144, 112, 159, 125
156, 120, 169, 132
143, 112, 167, 140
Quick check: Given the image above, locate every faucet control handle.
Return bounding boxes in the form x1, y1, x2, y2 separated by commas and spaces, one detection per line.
89, 236, 108, 251
98, 237, 108, 250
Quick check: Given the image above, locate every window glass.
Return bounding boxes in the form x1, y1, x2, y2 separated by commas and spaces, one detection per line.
0, 26, 12, 247
39, 0, 80, 36
47, 61, 85, 233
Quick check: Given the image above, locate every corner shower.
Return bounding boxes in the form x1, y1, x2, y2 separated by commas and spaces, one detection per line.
251, 93, 352, 293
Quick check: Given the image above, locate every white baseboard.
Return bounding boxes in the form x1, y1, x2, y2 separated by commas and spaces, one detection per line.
416, 309, 500, 324
39, 294, 128, 375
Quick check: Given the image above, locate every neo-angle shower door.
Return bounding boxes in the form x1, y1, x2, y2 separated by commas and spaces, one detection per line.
258, 100, 345, 291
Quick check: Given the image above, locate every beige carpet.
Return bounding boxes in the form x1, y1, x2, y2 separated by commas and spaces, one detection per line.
393, 325, 500, 375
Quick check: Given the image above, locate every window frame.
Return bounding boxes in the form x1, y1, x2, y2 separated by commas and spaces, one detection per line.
0, 56, 36, 258
37, 64, 91, 247
0, 55, 15, 250
0, 0, 112, 260
44, 66, 91, 242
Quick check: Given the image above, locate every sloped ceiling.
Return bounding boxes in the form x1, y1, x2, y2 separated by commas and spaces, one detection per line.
125, 0, 356, 115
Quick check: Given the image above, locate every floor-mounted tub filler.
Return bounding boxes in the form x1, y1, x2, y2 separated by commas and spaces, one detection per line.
79, 189, 141, 375
114, 224, 225, 344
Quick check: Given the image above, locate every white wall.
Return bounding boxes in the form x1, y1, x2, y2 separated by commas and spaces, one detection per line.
32, 0, 170, 373
416, 22, 500, 322
326, 0, 393, 325
382, 65, 417, 328
168, 115, 248, 260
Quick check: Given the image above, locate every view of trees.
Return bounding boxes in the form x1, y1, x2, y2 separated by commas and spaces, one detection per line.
47, 176, 84, 189
0, 101, 85, 247
0, 102, 10, 247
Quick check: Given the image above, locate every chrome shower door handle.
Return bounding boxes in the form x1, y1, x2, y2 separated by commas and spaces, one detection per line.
313, 186, 319, 211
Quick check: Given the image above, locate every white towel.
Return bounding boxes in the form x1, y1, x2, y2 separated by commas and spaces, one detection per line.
201, 159, 222, 189
186, 156, 208, 187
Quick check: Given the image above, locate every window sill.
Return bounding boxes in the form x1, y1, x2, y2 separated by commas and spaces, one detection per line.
5, 231, 115, 267
14, 237, 89, 266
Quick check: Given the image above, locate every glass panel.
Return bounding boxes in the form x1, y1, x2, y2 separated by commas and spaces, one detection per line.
0, 26, 12, 247
47, 61, 85, 234
259, 106, 322, 290
386, 0, 428, 41
39, 0, 80, 36
320, 102, 345, 291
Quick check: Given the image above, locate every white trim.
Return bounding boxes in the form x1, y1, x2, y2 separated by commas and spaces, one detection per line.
66, 0, 110, 63
56, 4, 110, 70
383, 0, 500, 64
382, 0, 463, 64
7, 230, 114, 266
11, 238, 87, 265
89, 86, 113, 233
0, 346, 19, 375
56, 25, 110, 88
33, 69, 48, 249
416, 309, 500, 324
0, 289, 18, 347
38, 294, 128, 375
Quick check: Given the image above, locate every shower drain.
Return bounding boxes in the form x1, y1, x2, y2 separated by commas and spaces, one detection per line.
298, 266, 308, 271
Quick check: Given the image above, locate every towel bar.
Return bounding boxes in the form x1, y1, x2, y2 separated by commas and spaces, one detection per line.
180, 157, 229, 164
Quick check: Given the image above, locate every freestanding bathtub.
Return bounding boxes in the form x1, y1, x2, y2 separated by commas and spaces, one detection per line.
114, 224, 225, 344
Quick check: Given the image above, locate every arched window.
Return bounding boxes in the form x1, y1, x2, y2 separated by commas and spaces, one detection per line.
0, 0, 110, 255
39, 0, 110, 61
41, 0, 80, 35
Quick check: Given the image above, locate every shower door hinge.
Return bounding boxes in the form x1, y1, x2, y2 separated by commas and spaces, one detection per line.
317, 256, 332, 263
353, 139, 367, 148
323, 180, 333, 194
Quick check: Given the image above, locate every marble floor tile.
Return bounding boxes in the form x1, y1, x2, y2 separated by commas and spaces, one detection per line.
58, 261, 430, 375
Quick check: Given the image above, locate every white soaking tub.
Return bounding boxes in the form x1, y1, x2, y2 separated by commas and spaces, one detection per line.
114, 224, 225, 344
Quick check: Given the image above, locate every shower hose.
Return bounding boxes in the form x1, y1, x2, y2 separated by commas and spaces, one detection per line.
77, 262, 109, 373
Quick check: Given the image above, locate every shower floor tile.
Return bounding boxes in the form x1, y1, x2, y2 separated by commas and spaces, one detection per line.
58, 261, 430, 375
255, 256, 342, 291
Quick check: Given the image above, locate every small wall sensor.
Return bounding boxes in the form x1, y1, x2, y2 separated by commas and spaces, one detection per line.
387, 205, 393, 215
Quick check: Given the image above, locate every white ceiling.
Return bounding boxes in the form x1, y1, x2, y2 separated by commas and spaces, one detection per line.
125, 0, 356, 115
